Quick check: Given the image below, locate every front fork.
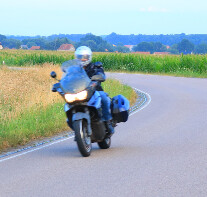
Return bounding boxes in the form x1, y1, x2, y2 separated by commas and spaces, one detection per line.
64, 104, 92, 136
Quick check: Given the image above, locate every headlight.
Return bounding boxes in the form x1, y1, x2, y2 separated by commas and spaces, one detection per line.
64, 90, 88, 103
76, 90, 88, 100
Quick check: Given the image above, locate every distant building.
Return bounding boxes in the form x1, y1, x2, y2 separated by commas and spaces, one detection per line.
57, 44, 75, 51
0, 42, 3, 50
153, 52, 170, 55
30, 46, 40, 50
124, 45, 134, 51
20, 45, 28, 50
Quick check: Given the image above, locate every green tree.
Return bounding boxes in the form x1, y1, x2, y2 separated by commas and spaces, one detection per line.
103, 43, 115, 52
76, 40, 97, 51
27, 42, 37, 48
53, 38, 72, 50
76, 34, 114, 52
153, 42, 167, 52
45, 42, 55, 50
115, 46, 130, 53
2, 39, 22, 49
80, 34, 103, 45
133, 42, 154, 53
0, 34, 6, 42
177, 39, 194, 54
22, 38, 46, 49
167, 44, 179, 54
195, 43, 207, 54
84, 40, 97, 51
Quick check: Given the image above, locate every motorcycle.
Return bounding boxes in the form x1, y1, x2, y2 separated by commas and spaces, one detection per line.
50, 59, 130, 157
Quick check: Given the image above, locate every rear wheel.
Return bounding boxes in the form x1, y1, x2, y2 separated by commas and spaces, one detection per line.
98, 137, 111, 149
73, 119, 92, 157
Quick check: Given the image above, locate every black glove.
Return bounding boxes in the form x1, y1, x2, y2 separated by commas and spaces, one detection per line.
52, 83, 60, 92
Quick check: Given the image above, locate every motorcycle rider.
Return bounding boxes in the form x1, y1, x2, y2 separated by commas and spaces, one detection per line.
75, 46, 114, 137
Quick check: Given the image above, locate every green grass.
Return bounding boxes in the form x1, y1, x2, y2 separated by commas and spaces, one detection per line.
103, 79, 137, 103
0, 103, 66, 150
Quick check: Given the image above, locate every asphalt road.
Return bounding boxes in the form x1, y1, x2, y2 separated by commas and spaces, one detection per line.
0, 73, 207, 197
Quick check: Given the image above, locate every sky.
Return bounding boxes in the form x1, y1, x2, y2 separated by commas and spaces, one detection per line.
1, 0, 207, 36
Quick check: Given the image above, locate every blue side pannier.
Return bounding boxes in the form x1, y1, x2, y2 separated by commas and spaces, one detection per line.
111, 95, 130, 123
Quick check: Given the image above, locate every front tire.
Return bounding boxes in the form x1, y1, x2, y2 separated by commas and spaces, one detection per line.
73, 119, 92, 157
98, 137, 111, 149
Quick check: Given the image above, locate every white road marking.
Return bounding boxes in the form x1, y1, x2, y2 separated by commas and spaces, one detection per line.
129, 87, 152, 116
0, 136, 74, 163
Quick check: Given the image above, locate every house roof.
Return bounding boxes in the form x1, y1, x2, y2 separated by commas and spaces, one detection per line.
30, 46, 40, 50
58, 44, 75, 51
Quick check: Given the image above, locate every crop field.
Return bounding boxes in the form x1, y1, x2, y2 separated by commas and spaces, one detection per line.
1, 50, 207, 77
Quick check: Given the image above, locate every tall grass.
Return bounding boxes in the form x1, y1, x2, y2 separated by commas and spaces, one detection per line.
0, 65, 65, 150
0, 65, 136, 152
93, 53, 207, 76
0, 50, 74, 66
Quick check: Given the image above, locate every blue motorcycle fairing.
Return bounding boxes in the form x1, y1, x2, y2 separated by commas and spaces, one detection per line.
64, 103, 70, 112
88, 91, 102, 109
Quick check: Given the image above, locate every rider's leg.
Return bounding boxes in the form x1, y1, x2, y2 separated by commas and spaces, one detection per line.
98, 91, 114, 136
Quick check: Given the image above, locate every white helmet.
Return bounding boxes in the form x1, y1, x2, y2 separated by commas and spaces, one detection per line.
75, 46, 92, 66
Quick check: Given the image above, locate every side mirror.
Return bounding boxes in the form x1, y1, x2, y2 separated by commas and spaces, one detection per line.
94, 62, 103, 68
50, 71, 57, 78
91, 74, 105, 82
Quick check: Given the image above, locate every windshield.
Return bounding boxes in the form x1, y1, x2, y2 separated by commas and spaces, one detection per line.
60, 59, 91, 94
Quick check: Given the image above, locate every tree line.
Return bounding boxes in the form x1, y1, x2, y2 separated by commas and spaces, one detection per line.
1, 33, 207, 54
132, 39, 206, 54
105, 32, 207, 46
0, 34, 130, 53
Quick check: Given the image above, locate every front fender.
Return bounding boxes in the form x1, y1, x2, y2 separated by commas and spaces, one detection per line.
72, 112, 92, 136
72, 112, 90, 122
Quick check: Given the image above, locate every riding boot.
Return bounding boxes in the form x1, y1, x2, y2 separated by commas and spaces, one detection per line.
105, 120, 115, 137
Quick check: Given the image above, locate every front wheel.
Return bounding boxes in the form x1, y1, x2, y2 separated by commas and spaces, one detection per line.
73, 119, 92, 157
98, 137, 111, 149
